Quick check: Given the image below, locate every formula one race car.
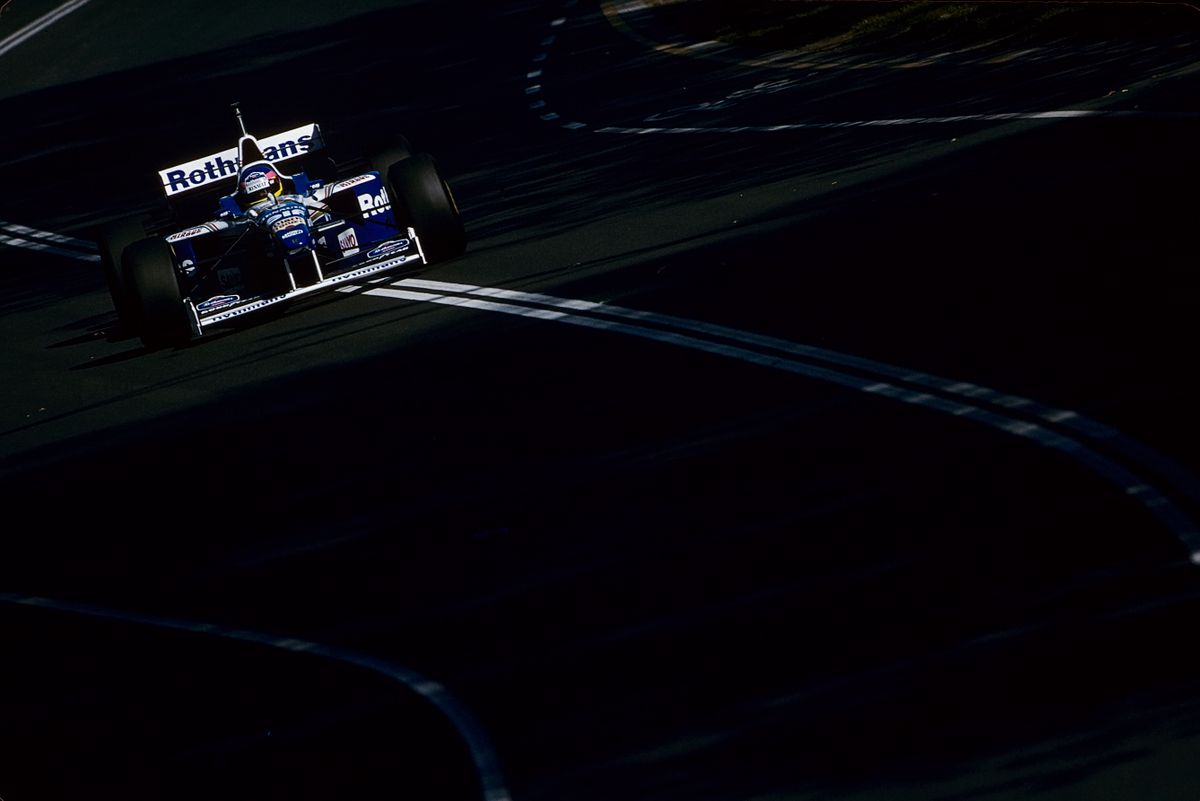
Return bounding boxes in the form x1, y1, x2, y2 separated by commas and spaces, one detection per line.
97, 107, 464, 348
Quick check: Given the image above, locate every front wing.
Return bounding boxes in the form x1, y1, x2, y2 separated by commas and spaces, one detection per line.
187, 231, 425, 334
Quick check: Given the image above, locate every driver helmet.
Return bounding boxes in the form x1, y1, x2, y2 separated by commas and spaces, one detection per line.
238, 165, 283, 207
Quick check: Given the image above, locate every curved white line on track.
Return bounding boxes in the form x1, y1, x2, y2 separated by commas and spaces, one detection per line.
347, 277, 1200, 564
397, 279, 1200, 514
13, 227, 1200, 560
0, 593, 512, 801
0, 0, 92, 58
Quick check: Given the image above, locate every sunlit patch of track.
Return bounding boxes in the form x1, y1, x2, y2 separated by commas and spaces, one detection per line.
527, 0, 1200, 133
598, 0, 1200, 72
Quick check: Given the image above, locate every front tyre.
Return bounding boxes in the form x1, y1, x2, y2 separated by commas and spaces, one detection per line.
123, 238, 191, 349
388, 153, 466, 265
97, 217, 146, 332
371, 136, 412, 175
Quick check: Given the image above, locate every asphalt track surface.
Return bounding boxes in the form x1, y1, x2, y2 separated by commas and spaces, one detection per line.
3, 1, 1200, 799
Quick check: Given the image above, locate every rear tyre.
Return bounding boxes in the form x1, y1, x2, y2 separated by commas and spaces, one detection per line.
388, 153, 465, 264
97, 217, 146, 332
123, 238, 191, 349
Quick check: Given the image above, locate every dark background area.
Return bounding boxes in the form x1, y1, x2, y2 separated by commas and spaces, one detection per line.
2, 2, 1200, 799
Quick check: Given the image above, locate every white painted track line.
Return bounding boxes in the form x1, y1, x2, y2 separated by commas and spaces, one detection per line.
359, 280, 1200, 563
399, 279, 1200, 514
7, 210, 1199, 562
0, 221, 98, 262
1, 220, 93, 248
0, 232, 98, 262
0, 592, 512, 801
0, 0, 93, 58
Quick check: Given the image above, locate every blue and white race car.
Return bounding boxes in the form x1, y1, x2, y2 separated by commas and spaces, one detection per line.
97, 109, 464, 348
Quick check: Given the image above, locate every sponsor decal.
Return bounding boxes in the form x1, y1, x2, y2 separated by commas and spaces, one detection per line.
357, 187, 391, 218
261, 141, 306, 162
329, 175, 373, 193
241, 169, 277, 194
337, 228, 359, 251
158, 124, 321, 196
366, 239, 410, 260
166, 225, 213, 243
281, 229, 305, 239
264, 205, 306, 231
162, 157, 239, 196
196, 294, 240, 312
271, 216, 304, 233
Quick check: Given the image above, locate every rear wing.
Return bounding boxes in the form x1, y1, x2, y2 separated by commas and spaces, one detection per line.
156, 123, 325, 199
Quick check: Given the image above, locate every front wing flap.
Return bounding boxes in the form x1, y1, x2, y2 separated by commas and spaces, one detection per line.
187, 230, 423, 333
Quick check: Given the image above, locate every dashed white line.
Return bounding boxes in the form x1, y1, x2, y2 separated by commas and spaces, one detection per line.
525, 3, 593, 131
0, 232, 98, 262
0, 220, 98, 262
1, 221, 93, 248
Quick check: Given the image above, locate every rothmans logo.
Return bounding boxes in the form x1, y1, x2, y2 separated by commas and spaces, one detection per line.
158, 124, 323, 197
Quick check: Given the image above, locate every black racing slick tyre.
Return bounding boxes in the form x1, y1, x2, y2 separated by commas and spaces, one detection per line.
388, 153, 466, 264
370, 136, 412, 174
123, 238, 191, 349
97, 216, 146, 332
